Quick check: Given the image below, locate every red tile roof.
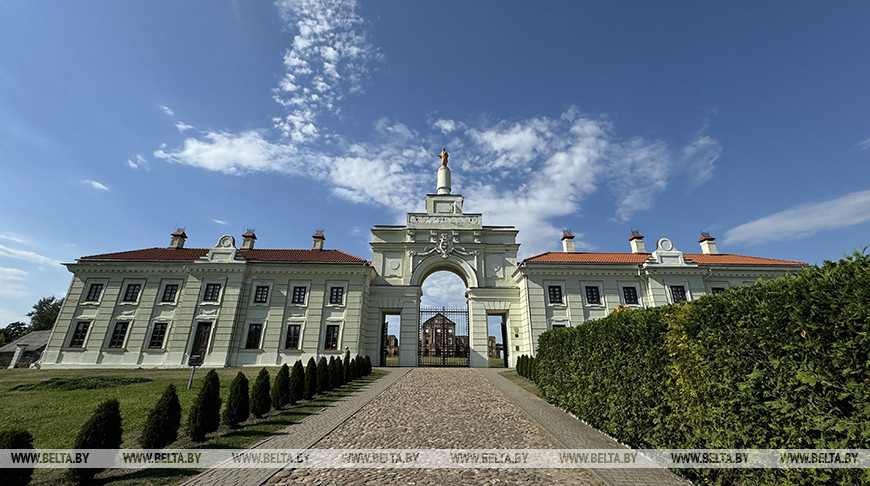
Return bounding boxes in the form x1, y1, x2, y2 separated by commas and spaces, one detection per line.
522, 252, 806, 266
78, 248, 368, 264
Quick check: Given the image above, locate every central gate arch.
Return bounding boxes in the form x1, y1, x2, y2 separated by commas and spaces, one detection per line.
365, 160, 522, 367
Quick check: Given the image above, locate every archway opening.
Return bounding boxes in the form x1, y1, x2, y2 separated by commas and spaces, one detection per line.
419, 270, 469, 367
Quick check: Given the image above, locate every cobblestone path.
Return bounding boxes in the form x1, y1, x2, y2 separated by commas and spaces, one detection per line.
269, 368, 601, 485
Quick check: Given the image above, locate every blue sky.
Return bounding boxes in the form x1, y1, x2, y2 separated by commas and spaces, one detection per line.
2, 1, 869, 324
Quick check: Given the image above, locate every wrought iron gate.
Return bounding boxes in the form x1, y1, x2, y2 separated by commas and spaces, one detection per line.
418, 307, 469, 367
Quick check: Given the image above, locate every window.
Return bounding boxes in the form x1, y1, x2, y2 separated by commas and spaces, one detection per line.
122, 284, 141, 302
547, 286, 563, 304
284, 324, 301, 349
253, 285, 270, 303
148, 323, 168, 349
203, 283, 221, 302
84, 283, 103, 302
291, 286, 307, 304
329, 287, 344, 305
245, 324, 262, 349
623, 287, 639, 305
161, 284, 179, 303
711, 287, 725, 295
69, 321, 90, 347
324, 325, 340, 350
586, 286, 601, 304
107, 322, 129, 348
671, 285, 688, 303
552, 324, 566, 329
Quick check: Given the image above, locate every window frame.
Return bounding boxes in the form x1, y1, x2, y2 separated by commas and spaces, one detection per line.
244, 323, 263, 350
670, 285, 689, 303
547, 285, 564, 304
290, 286, 308, 305
106, 321, 130, 349
68, 321, 91, 348
324, 324, 341, 350
622, 286, 640, 305
121, 283, 142, 303
159, 282, 181, 304
252, 285, 271, 304
82, 282, 105, 303
146, 322, 170, 350
585, 285, 602, 305
328, 286, 345, 306
202, 283, 222, 303
284, 322, 302, 350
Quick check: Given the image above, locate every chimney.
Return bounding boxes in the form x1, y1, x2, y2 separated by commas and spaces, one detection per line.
241, 230, 257, 250
629, 230, 646, 253
312, 230, 325, 250
561, 231, 575, 253
169, 229, 187, 249
699, 232, 719, 254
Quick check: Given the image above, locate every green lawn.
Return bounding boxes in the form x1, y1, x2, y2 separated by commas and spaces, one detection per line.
489, 357, 507, 367
0, 366, 386, 485
498, 369, 542, 398
384, 356, 399, 366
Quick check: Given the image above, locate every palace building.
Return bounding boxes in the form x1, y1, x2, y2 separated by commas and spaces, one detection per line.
40, 154, 806, 368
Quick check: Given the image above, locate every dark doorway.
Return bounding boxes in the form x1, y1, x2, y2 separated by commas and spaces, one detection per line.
191, 321, 212, 358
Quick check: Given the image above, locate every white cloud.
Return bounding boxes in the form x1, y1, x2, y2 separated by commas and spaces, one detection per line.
724, 189, 870, 245
0, 266, 27, 280
154, 130, 297, 175
160, 105, 174, 116
0, 244, 62, 266
84, 180, 110, 191
212, 219, 228, 225
421, 271, 467, 308
0, 232, 27, 244
433, 119, 458, 134
175, 121, 194, 132
681, 135, 721, 186
127, 154, 148, 170
272, 0, 380, 142
859, 137, 870, 151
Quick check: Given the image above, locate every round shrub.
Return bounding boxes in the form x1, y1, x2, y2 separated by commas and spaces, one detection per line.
69, 399, 122, 484
139, 384, 181, 449
272, 363, 290, 409
250, 368, 271, 418
0, 428, 34, 485
222, 372, 250, 428
187, 369, 221, 441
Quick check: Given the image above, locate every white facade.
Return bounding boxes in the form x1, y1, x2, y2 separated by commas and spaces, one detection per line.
41, 164, 805, 368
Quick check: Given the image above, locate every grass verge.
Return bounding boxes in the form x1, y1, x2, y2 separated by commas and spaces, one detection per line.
498, 369, 542, 398
0, 367, 386, 485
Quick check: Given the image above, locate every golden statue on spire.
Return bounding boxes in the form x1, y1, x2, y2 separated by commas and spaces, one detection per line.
438, 148, 449, 167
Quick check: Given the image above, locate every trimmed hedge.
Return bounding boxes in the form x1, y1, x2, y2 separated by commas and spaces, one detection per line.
251, 368, 271, 418
70, 399, 122, 484
317, 357, 330, 393
329, 356, 339, 389
222, 372, 250, 428
534, 252, 870, 485
0, 428, 34, 485
140, 384, 181, 449
187, 369, 221, 441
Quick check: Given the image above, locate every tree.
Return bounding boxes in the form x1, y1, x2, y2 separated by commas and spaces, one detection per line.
27, 296, 63, 331
187, 369, 221, 441
290, 360, 304, 404
304, 358, 317, 399
329, 356, 339, 389
222, 372, 250, 428
69, 399, 122, 484
317, 357, 330, 393
271, 363, 290, 409
140, 384, 181, 449
2, 322, 27, 344
336, 357, 345, 386
250, 368, 271, 418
